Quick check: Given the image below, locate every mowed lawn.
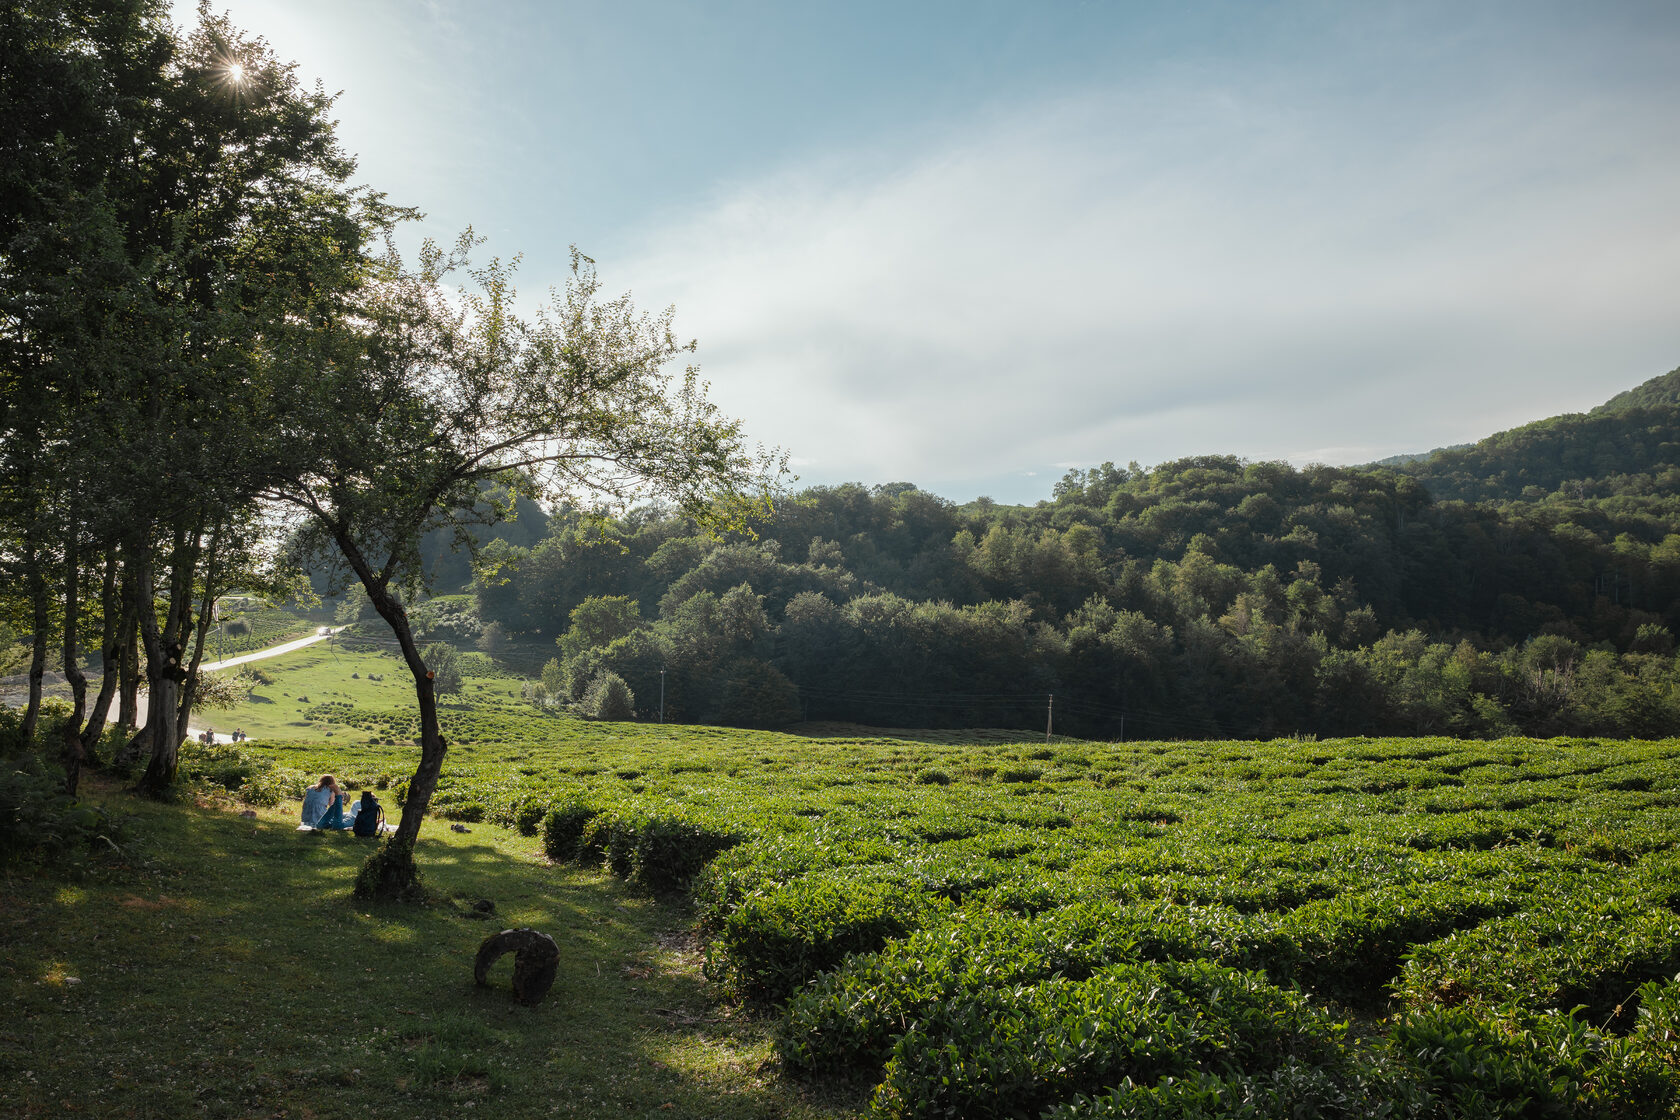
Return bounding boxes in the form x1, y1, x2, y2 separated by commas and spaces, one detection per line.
0, 773, 866, 1120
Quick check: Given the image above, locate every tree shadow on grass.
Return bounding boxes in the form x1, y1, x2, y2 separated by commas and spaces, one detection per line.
8, 782, 867, 1120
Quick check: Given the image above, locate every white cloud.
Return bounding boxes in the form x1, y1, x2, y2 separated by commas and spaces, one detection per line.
613, 58, 1680, 502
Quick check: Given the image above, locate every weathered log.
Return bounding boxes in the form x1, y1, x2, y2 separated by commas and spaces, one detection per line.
473, 927, 559, 1005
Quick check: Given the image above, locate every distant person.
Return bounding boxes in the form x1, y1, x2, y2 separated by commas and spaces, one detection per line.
351, 790, 385, 837
233, 728, 245, 742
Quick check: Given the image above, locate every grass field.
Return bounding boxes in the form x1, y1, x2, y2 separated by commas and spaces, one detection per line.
12, 639, 1680, 1117
194, 641, 534, 744
1, 772, 866, 1120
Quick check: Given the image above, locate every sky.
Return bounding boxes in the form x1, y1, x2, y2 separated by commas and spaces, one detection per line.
173, 0, 1680, 504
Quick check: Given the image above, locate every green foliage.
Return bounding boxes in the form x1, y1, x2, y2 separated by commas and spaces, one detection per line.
868, 959, 1344, 1120
420, 641, 464, 697
708, 875, 946, 1004
541, 801, 599, 860
579, 669, 635, 721
176, 742, 294, 807
0, 754, 123, 870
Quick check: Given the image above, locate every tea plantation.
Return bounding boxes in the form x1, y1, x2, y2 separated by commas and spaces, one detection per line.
192, 676, 1680, 1120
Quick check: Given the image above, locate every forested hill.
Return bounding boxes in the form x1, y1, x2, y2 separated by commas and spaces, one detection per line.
389, 365, 1680, 743
1388, 366, 1680, 503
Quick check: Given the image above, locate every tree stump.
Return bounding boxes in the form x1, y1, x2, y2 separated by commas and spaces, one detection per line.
473, 928, 559, 1005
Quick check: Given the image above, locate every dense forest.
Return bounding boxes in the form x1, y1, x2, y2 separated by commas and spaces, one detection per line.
379, 366, 1680, 741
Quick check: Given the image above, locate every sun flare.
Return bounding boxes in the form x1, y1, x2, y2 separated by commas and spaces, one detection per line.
227, 62, 246, 83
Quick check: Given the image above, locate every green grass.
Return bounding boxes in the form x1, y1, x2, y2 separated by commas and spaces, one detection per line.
23, 640, 1680, 1116
196, 642, 535, 743
0, 773, 865, 1120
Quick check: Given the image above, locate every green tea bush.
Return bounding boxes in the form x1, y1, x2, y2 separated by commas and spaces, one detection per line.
708, 874, 946, 1004
1042, 1059, 1426, 1119
868, 959, 1344, 1120
779, 899, 1286, 1078
1387, 1004, 1676, 1118
1274, 880, 1523, 1002
1396, 897, 1680, 1022
626, 812, 742, 893
541, 800, 600, 860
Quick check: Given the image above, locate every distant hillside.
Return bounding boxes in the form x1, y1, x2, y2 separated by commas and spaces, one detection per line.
1367, 445, 1469, 468
1593, 365, 1680, 416
1389, 366, 1680, 503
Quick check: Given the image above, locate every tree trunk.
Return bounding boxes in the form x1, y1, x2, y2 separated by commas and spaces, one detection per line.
334, 530, 444, 900
21, 537, 50, 748
80, 548, 127, 765
134, 536, 193, 796
117, 595, 139, 733
174, 528, 222, 746
60, 537, 88, 795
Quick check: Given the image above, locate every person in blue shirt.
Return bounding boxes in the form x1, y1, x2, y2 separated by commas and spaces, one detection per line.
300, 775, 351, 829
300, 776, 331, 826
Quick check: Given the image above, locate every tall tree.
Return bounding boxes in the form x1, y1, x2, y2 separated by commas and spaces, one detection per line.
269, 236, 784, 899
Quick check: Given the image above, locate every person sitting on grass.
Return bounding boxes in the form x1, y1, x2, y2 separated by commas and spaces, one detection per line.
300, 775, 351, 830
351, 790, 385, 837
316, 776, 350, 830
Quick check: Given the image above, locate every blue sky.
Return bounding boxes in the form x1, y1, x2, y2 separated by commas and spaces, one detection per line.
176, 1, 1680, 503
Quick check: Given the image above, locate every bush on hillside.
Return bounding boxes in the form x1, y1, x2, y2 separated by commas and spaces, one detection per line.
542, 802, 600, 860
715, 658, 801, 728
580, 670, 635, 721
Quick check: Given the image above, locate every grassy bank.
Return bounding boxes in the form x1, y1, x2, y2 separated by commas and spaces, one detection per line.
0, 772, 864, 1119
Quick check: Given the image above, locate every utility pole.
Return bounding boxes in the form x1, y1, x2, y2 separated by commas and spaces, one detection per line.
659, 668, 666, 724
1045, 692, 1053, 743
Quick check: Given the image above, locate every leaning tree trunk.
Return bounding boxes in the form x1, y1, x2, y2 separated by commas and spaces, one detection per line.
336, 534, 445, 902
174, 531, 222, 747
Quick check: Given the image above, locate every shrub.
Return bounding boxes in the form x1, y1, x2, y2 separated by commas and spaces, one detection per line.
511, 796, 548, 837
628, 813, 741, 894
708, 875, 942, 1004
580, 670, 635, 721
1387, 1004, 1676, 1119
542, 802, 599, 859
0, 754, 123, 869
869, 959, 1344, 1120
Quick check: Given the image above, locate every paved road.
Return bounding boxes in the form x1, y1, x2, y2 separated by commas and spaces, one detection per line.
138, 626, 346, 744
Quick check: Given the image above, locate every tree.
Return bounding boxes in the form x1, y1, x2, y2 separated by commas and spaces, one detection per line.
420, 642, 463, 698
580, 670, 635, 721
267, 236, 784, 900
1, 2, 385, 793
558, 595, 642, 660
